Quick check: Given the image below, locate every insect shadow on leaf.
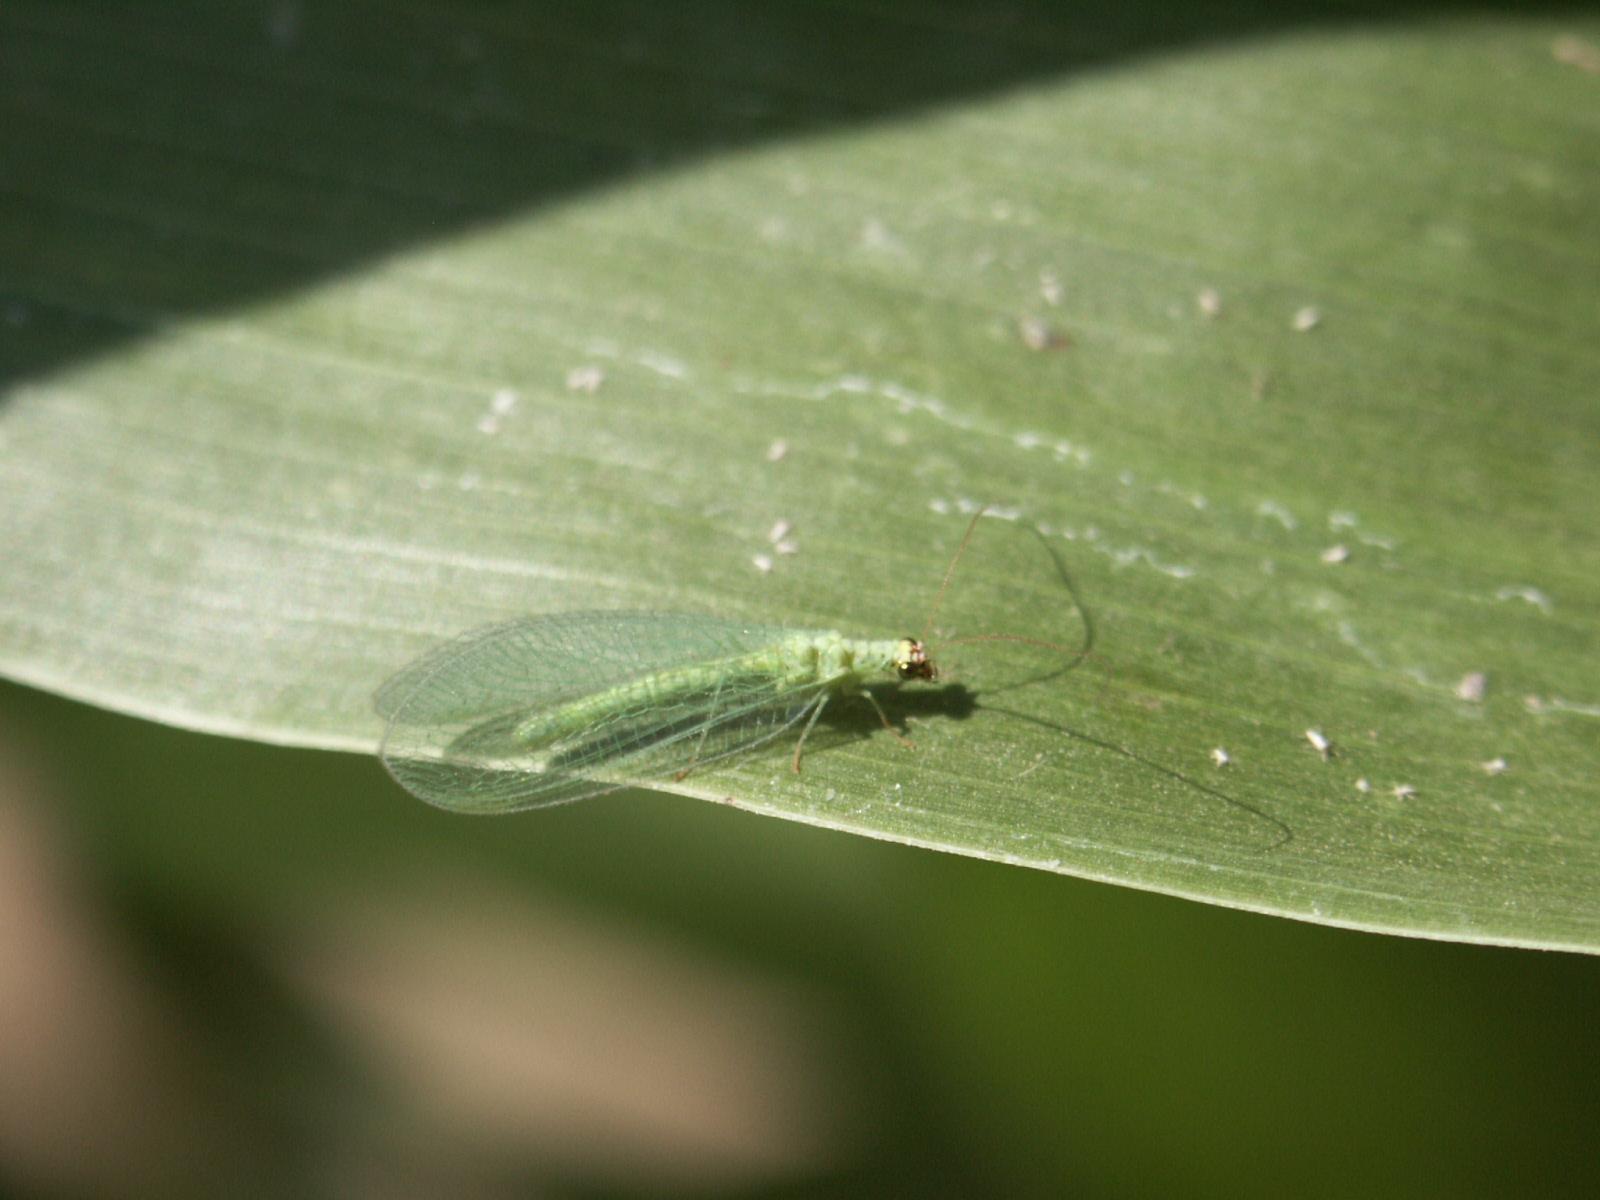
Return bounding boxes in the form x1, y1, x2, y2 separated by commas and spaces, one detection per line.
965, 524, 1293, 853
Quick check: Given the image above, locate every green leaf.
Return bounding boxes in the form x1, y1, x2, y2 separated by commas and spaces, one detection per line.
3, 3, 1597, 950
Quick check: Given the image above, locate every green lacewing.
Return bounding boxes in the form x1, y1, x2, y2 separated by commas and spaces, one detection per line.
376, 510, 1069, 813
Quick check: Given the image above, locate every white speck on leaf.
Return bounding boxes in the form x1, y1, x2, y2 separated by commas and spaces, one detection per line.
1455, 672, 1487, 703
1197, 287, 1222, 318
566, 365, 605, 393
1292, 306, 1322, 332
1305, 729, 1332, 759
1019, 315, 1068, 351
1481, 756, 1509, 775
1211, 747, 1231, 767
1320, 544, 1350, 564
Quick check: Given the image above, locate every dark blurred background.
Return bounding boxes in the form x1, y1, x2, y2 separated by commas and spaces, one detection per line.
3, 679, 1598, 1198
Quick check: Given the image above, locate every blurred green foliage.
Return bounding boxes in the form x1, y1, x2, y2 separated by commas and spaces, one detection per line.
4, 680, 1599, 1197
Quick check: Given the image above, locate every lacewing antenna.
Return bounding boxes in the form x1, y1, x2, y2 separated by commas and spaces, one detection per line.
940, 632, 1083, 655
919, 506, 989, 645
919, 507, 1090, 661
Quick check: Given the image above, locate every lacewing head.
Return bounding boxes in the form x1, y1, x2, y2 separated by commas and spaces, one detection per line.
894, 636, 936, 682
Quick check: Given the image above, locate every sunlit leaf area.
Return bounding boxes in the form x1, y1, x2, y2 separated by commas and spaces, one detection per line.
3, 3, 1597, 1195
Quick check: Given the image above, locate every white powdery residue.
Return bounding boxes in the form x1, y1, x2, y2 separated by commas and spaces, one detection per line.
774, 539, 799, 556
1545, 697, 1600, 718
1402, 666, 1436, 690
636, 350, 688, 380
1040, 269, 1063, 306
827, 374, 966, 425
765, 438, 789, 462
1519, 693, 1600, 718
1105, 544, 1196, 579
1211, 747, 1231, 767
884, 380, 961, 424
751, 553, 774, 574
476, 414, 500, 435
1354, 777, 1372, 793
928, 498, 951, 515
1334, 621, 1372, 661
1329, 510, 1359, 530
1305, 728, 1331, 759
1480, 756, 1509, 776
1391, 784, 1417, 800
768, 519, 793, 544
952, 499, 1020, 521
1455, 672, 1487, 703
1292, 306, 1322, 332
1014, 431, 1043, 450
1197, 287, 1222, 318
565, 365, 605, 394
1308, 591, 1341, 615
858, 217, 907, 256
1321, 544, 1351, 564
1494, 585, 1553, 614
1257, 499, 1298, 530
1155, 480, 1208, 510
1053, 440, 1090, 466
